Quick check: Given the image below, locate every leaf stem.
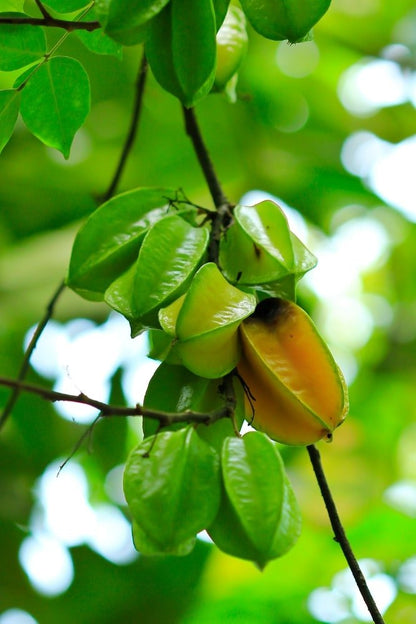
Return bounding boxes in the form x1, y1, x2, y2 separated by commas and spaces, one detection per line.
307, 444, 386, 624
0, 280, 66, 430
102, 54, 148, 202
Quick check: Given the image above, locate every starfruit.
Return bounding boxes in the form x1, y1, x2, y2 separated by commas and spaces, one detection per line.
213, 4, 248, 92
239, 0, 331, 43
219, 200, 316, 299
158, 262, 256, 378
124, 427, 221, 556
208, 431, 301, 568
238, 298, 348, 445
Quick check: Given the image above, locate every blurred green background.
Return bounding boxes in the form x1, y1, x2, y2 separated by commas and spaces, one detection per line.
1, 0, 416, 622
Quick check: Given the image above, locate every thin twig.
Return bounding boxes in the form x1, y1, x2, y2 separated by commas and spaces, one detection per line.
58, 415, 101, 475
102, 54, 149, 202
0, 376, 232, 427
0, 280, 66, 430
0, 16, 100, 31
307, 444, 386, 624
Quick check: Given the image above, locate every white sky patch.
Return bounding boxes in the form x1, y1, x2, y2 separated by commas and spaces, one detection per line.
24, 313, 153, 423
85, 504, 137, 565
18, 533, 74, 597
338, 58, 409, 116
308, 559, 397, 622
0, 610, 39, 624
34, 461, 95, 547
398, 557, 416, 594
368, 136, 416, 222
383, 480, 416, 518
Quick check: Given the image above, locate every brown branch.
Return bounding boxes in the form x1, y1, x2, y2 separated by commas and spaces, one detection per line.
307, 444, 386, 624
34, 0, 51, 19
182, 106, 232, 264
0, 376, 231, 427
102, 54, 149, 202
0, 16, 100, 31
0, 280, 66, 430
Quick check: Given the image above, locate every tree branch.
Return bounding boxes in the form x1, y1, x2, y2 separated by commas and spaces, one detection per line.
0, 16, 100, 31
102, 54, 149, 202
0, 280, 66, 430
0, 376, 232, 427
307, 444, 386, 624
182, 106, 228, 210
182, 106, 232, 264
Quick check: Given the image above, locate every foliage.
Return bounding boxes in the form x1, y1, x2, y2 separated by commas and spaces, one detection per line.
0, 0, 416, 623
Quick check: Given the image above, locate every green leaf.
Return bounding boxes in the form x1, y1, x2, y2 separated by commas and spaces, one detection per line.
124, 427, 221, 555
67, 187, 174, 300
208, 432, 301, 568
213, 0, 230, 29
42, 0, 90, 11
220, 201, 295, 285
0, 89, 20, 154
75, 7, 123, 58
239, 0, 331, 42
171, 0, 217, 106
105, 0, 170, 45
0, 13, 46, 71
0, 1, 24, 10
20, 56, 90, 158
133, 214, 209, 322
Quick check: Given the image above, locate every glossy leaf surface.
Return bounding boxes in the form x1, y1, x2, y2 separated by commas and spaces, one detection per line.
0, 13, 46, 70
43, 0, 90, 11
213, 0, 230, 29
105, 0, 170, 44
208, 432, 301, 567
133, 214, 209, 321
0, 89, 20, 154
67, 187, 174, 300
20, 56, 90, 158
76, 7, 123, 57
240, 0, 331, 42
124, 427, 221, 554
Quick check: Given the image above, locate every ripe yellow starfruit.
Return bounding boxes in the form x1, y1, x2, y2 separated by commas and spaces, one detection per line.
238, 298, 348, 445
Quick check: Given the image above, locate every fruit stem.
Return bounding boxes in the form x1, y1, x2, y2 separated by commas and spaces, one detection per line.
307, 444, 386, 624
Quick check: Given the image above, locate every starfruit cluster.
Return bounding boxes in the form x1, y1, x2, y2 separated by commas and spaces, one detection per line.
67, 186, 348, 564
96, 0, 332, 106
67, 188, 348, 447
124, 364, 301, 567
